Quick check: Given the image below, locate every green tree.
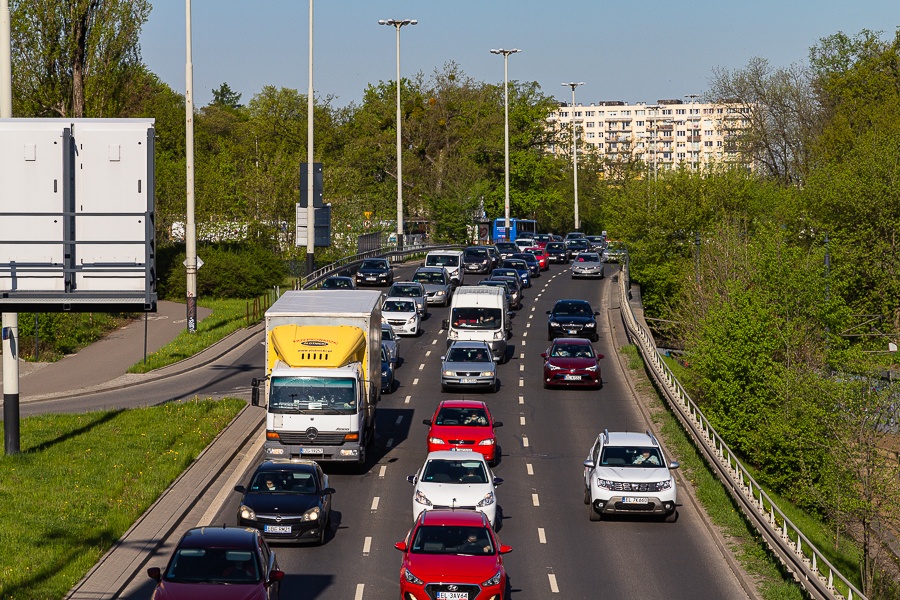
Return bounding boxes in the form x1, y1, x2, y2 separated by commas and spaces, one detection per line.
10, 0, 151, 118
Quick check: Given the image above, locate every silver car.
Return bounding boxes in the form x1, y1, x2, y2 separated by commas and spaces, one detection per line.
381, 323, 400, 366
412, 267, 453, 307
440, 340, 498, 393
571, 252, 605, 279
387, 281, 427, 317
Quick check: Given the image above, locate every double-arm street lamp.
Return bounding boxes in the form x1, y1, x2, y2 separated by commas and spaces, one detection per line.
490, 48, 520, 240
562, 82, 585, 231
378, 18, 417, 251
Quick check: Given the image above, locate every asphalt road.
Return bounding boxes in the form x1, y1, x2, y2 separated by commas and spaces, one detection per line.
55, 261, 753, 600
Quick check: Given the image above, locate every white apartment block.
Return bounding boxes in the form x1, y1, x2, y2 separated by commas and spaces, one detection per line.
548, 99, 749, 172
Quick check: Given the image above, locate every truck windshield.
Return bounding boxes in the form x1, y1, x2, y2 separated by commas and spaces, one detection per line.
450, 307, 502, 330
269, 377, 357, 413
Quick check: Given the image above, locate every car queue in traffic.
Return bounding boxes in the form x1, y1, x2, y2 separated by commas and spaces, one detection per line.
145, 231, 680, 600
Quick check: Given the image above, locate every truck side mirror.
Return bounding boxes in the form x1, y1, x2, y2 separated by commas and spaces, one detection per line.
441, 319, 449, 330
251, 379, 261, 407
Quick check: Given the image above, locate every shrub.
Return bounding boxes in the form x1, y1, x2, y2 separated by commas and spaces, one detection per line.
161, 243, 287, 300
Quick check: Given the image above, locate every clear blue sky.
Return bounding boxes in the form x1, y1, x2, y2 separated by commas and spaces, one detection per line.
140, 1, 899, 109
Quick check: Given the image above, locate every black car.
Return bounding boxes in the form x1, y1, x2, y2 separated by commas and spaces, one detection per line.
545, 241, 570, 264
463, 246, 496, 274
235, 460, 335, 545
489, 275, 524, 310
565, 238, 591, 254
547, 298, 600, 342
494, 241, 518, 260
477, 278, 515, 310
355, 258, 393, 286
147, 526, 284, 600
320, 275, 356, 290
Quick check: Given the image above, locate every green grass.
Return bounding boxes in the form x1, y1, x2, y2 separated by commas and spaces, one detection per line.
0, 398, 244, 600
620, 344, 807, 599
128, 298, 266, 373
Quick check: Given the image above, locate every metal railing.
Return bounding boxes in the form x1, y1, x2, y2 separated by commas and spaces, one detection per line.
617, 262, 866, 600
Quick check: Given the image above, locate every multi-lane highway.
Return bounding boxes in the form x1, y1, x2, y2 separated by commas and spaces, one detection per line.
66, 259, 753, 600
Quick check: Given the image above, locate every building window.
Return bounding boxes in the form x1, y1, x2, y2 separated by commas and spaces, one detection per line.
676, 130, 686, 136
690, 108, 700, 114
622, 110, 631, 115
636, 120, 644, 127
586, 132, 595, 138
717, 140, 723, 146
704, 130, 713, 136
586, 121, 595, 128
585, 110, 595, 116
676, 109, 686, 114
662, 109, 673, 115
636, 110, 645, 116
704, 141, 713, 147
560, 111, 568, 118
574, 111, 582, 117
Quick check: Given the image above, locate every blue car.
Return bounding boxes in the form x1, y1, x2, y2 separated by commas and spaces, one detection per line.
512, 252, 541, 277
500, 258, 531, 288
381, 343, 395, 394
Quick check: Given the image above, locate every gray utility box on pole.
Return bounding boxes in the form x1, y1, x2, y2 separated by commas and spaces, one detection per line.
0, 119, 157, 312
296, 162, 331, 247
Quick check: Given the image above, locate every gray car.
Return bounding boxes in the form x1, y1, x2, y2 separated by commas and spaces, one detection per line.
412, 266, 453, 307
440, 340, 498, 393
571, 252, 605, 279
387, 281, 427, 317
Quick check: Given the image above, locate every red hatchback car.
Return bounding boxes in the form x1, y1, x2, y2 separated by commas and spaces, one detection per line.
541, 338, 604, 389
423, 400, 503, 465
396, 509, 512, 600
524, 246, 550, 271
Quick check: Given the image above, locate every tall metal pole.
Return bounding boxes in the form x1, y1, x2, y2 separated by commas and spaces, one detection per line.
306, 0, 315, 276
379, 19, 416, 252
184, 0, 198, 332
562, 82, 584, 231
1, 0, 20, 455
491, 49, 520, 240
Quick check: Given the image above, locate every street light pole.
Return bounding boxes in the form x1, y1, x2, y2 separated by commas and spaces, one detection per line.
378, 18, 417, 252
562, 82, 585, 231
490, 48, 520, 241
184, 0, 198, 333
306, 0, 315, 276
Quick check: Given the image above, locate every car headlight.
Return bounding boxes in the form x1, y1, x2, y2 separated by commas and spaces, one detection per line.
481, 371, 494, 377
448, 330, 458, 339
596, 478, 615, 490
382, 369, 390, 378
302, 506, 321, 522
415, 490, 432, 507
238, 504, 256, 520
435, 290, 445, 297
442, 370, 455, 377
493, 330, 504, 340
548, 320, 560, 327
584, 322, 596, 328
404, 567, 424, 585
546, 363, 563, 371
406, 316, 416, 325
656, 479, 672, 491
585, 364, 598, 372
476, 491, 495, 507
428, 436, 445, 445
478, 438, 496, 446
482, 569, 503, 587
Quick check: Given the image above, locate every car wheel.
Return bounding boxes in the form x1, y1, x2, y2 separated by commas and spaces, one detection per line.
664, 510, 678, 523
583, 486, 591, 505
589, 503, 602, 521
491, 380, 499, 393
548, 333, 554, 342
317, 521, 327, 545
440, 384, 448, 393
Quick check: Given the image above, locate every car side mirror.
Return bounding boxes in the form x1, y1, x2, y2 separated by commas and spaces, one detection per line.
583, 459, 596, 469
423, 419, 432, 426
233, 485, 246, 494
493, 477, 504, 486
493, 356, 500, 362
594, 311, 600, 316
493, 421, 503, 428
597, 354, 605, 359
407, 475, 417, 484
322, 487, 337, 495
268, 570, 285, 583
499, 544, 513, 555
545, 310, 551, 315
147, 567, 161, 581
441, 319, 449, 330
395, 541, 408, 552
540, 352, 548, 359
669, 461, 680, 470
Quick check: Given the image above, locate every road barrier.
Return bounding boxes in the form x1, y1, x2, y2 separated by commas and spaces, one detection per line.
617, 261, 866, 600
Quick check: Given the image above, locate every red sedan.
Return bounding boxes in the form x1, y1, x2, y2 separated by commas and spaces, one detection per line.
396, 509, 512, 600
541, 338, 604, 389
525, 246, 550, 270
423, 400, 503, 465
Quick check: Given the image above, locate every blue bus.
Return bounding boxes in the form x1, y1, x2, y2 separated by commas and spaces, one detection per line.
492, 218, 537, 242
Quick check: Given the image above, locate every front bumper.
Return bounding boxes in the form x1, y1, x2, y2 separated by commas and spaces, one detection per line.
591, 493, 677, 517
264, 440, 362, 463
441, 373, 497, 391
548, 325, 598, 341
386, 319, 418, 336
239, 515, 326, 543
544, 369, 600, 387
572, 267, 604, 278
401, 579, 505, 600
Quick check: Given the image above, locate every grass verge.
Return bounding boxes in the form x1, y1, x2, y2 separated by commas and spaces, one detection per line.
0, 398, 244, 600
128, 298, 263, 373
620, 344, 807, 600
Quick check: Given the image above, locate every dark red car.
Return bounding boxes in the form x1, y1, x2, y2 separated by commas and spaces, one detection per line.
541, 338, 604, 389
396, 509, 512, 600
147, 526, 283, 600
423, 400, 503, 465
524, 246, 550, 270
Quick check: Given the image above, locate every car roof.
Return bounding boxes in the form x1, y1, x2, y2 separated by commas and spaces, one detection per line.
390, 281, 424, 289
602, 431, 658, 447
436, 399, 489, 410
415, 266, 448, 274
555, 298, 591, 306
177, 526, 260, 550
384, 296, 416, 306
551, 337, 593, 345
418, 509, 491, 527
255, 459, 319, 470
426, 450, 489, 462
448, 340, 492, 350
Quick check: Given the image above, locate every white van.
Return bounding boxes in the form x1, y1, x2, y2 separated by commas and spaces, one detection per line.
425, 250, 465, 285
442, 285, 509, 362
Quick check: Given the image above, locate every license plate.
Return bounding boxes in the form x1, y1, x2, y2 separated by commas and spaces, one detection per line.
299, 447, 323, 454
460, 378, 478, 384
264, 525, 292, 533
564, 374, 581, 381
437, 593, 468, 600
567, 329, 578, 334
623, 497, 649, 504
451, 447, 473, 451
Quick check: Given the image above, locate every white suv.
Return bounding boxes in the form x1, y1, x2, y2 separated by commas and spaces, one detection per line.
583, 429, 679, 522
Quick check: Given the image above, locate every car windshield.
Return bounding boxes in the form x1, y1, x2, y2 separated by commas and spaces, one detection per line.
361, 260, 387, 270
250, 470, 318, 494
384, 300, 416, 313
422, 459, 488, 484
269, 376, 357, 412
450, 307, 502, 329
503, 260, 526, 270
495, 243, 517, 252
322, 278, 350, 289
553, 302, 591, 316
447, 346, 492, 363
464, 249, 488, 259
576, 253, 600, 262
426, 255, 459, 267
165, 548, 260, 583
389, 285, 422, 297
550, 343, 594, 358
435, 407, 489, 426
413, 271, 446, 284
600, 446, 664, 467
382, 326, 395, 340
410, 525, 495, 556
492, 269, 517, 278
547, 243, 565, 250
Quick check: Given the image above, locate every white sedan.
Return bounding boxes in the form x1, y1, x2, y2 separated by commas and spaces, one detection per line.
382, 297, 420, 336
407, 451, 502, 528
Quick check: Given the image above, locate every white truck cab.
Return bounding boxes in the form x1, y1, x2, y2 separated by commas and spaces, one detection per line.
442, 285, 510, 363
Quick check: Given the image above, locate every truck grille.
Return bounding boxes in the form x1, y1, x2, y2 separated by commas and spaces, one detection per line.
277, 432, 348, 445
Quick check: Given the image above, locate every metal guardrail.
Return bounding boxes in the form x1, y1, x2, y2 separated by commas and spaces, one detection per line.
296, 242, 464, 290
617, 261, 866, 600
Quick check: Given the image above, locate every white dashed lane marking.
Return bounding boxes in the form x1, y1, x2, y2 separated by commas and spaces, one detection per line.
371, 497, 380, 511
